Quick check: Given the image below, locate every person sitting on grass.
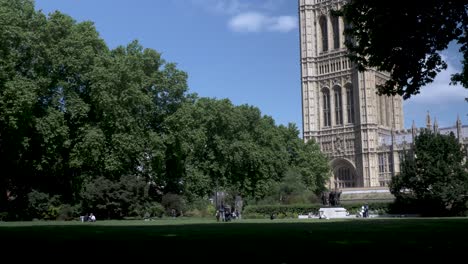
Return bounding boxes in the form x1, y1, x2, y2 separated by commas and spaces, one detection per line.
89, 213, 96, 222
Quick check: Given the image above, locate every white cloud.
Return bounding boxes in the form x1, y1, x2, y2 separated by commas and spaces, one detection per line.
184, 0, 295, 33
228, 12, 297, 33
269, 16, 297, 32
403, 54, 467, 128
228, 12, 265, 32
405, 59, 467, 104
187, 0, 286, 14
189, 0, 249, 15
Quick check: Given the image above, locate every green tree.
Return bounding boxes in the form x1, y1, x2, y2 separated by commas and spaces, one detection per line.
337, 0, 467, 99
261, 168, 318, 205
164, 98, 330, 202
0, 0, 330, 219
278, 124, 330, 193
81, 175, 152, 219
389, 130, 468, 216
0, 0, 190, 218
0, 0, 107, 211
164, 98, 288, 200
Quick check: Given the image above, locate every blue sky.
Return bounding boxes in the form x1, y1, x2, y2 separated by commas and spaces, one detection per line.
34, 0, 467, 133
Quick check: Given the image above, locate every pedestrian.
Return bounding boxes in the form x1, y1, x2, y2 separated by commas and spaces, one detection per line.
219, 204, 225, 221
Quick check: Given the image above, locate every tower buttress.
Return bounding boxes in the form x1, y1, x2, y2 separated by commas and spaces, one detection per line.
411, 120, 417, 140
299, 0, 404, 188
456, 114, 462, 142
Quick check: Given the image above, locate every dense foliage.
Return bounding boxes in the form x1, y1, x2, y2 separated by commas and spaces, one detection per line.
0, 0, 330, 220
337, 0, 467, 99
390, 130, 468, 216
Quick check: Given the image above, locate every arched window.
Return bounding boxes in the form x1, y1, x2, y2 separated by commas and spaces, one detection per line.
332, 15, 340, 49
323, 88, 331, 127
345, 84, 354, 124
320, 16, 328, 52
334, 86, 342, 125
335, 166, 355, 188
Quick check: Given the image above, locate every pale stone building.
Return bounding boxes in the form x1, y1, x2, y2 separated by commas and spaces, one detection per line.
299, 0, 468, 189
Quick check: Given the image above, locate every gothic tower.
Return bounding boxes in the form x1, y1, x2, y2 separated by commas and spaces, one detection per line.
299, 0, 404, 188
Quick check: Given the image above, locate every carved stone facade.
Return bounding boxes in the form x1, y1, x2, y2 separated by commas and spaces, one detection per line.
299, 0, 468, 189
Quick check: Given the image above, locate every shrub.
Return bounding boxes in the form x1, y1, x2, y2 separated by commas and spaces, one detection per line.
206, 204, 216, 217
57, 204, 80, 221
129, 202, 165, 218
387, 197, 441, 216
145, 202, 165, 218
185, 198, 218, 218
185, 209, 202, 217
242, 212, 264, 219
161, 193, 186, 216
80, 175, 152, 219
0, 212, 8, 221
27, 190, 62, 220
341, 201, 392, 215
243, 204, 322, 219
390, 131, 468, 216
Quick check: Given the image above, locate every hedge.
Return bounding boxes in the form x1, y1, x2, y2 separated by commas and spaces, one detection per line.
243, 202, 393, 219
340, 201, 392, 215
243, 204, 322, 218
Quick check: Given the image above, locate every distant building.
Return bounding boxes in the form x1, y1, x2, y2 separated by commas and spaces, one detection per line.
298, 0, 468, 189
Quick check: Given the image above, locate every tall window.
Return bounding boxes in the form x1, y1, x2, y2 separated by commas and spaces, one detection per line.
379, 96, 386, 126
386, 97, 392, 127
323, 89, 331, 127
344, 19, 352, 46
320, 16, 328, 52
346, 85, 354, 124
378, 153, 386, 174
334, 86, 343, 125
332, 15, 340, 49
376, 94, 381, 125
378, 153, 392, 186
388, 153, 394, 174
398, 151, 405, 171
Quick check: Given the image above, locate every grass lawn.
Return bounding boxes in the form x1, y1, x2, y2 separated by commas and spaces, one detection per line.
1, 217, 467, 261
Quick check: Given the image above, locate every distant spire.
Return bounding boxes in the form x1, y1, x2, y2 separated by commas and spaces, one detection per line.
426, 111, 431, 130
433, 117, 439, 134
412, 120, 417, 140
456, 114, 462, 142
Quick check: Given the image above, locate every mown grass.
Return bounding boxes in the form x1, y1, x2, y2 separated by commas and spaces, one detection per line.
1, 217, 466, 261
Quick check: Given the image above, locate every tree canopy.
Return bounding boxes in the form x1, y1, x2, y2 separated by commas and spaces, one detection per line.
337, 0, 468, 99
389, 130, 468, 216
0, 0, 330, 220
163, 98, 330, 201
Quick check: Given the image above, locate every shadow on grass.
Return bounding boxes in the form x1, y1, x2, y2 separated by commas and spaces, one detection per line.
1, 218, 467, 261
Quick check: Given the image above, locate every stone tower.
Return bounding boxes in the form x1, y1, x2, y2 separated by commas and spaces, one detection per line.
299, 0, 404, 188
